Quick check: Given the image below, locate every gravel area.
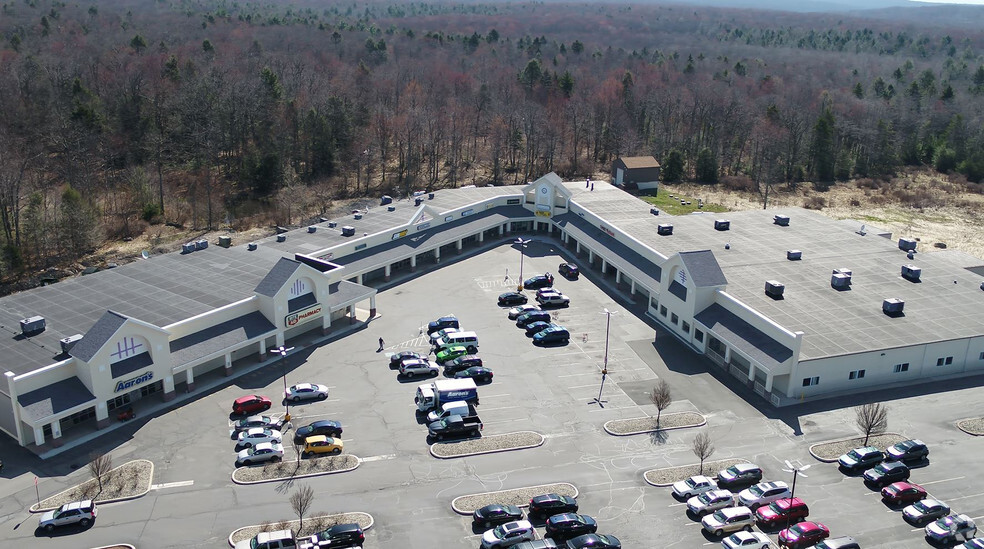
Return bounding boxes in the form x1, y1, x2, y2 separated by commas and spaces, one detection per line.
604, 412, 705, 435
956, 418, 984, 436
451, 483, 579, 515
430, 431, 544, 459
228, 512, 373, 546
30, 460, 154, 512
232, 455, 359, 484
808, 433, 908, 462
644, 458, 747, 487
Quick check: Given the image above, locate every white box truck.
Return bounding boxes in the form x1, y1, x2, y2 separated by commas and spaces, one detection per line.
414, 379, 478, 412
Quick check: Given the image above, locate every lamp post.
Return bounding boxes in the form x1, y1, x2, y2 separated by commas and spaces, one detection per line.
781, 460, 810, 531
271, 346, 296, 424
591, 308, 617, 407
515, 237, 531, 291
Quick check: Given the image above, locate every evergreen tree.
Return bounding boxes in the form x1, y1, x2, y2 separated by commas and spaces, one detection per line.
695, 148, 719, 183
812, 108, 836, 183
59, 186, 100, 258
662, 150, 684, 182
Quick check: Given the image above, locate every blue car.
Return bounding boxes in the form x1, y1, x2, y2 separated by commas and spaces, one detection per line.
533, 326, 570, 345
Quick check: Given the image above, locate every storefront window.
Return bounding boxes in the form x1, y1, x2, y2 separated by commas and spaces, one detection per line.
107, 394, 131, 412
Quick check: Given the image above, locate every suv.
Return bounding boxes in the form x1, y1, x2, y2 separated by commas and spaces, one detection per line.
38, 500, 97, 531
738, 481, 791, 510
427, 315, 459, 334
717, 463, 763, 489
523, 273, 555, 290
399, 358, 440, 378
863, 460, 910, 487
443, 355, 483, 375
687, 490, 735, 516
838, 446, 884, 472
755, 497, 809, 528
310, 523, 365, 548
536, 292, 571, 308
534, 327, 570, 345
673, 475, 719, 499
701, 506, 756, 537
234, 529, 295, 549
232, 394, 272, 415
529, 494, 578, 519
886, 439, 929, 462
558, 262, 579, 279
927, 514, 978, 543
516, 311, 551, 327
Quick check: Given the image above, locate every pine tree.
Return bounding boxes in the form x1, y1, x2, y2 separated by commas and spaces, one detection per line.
662, 150, 684, 182
812, 108, 836, 184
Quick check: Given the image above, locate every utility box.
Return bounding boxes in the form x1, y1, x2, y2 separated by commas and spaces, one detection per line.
247, 242, 258, 251
714, 219, 730, 231
883, 298, 905, 316
765, 280, 785, 299
787, 250, 802, 261
276, 234, 287, 243
650, 208, 659, 216
20, 316, 46, 335
428, 192, 435, 199
899, 238, 917, 252
196, 239, 208, 250
657, 224, 673, 236
353, 213, 363, 220
327, 221, 337, 228
307, 226, 317, 233
415, 198, 422, 206
387, 206, 396, 212
218, 236, 232, 248
341, 226, 355, 237
380, 195, 392, 205
774, 214, 790, 226
901, 264, 921, 282
181, 242, 196, 254
831, 273, 852, 288
60, 334, 83, 354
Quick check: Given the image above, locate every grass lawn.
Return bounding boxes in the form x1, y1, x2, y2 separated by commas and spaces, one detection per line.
639, 187, 729, 215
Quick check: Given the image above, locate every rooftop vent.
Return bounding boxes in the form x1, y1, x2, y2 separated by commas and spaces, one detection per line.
428, 192, 435, 200
787, 250, 802, 261
195, 239, 208, 250
883, 298, 905, 317
60, 334, 83, 354
276, 234, 287, 243
831, 270, 852, 289
714, 219, 730, 231
20, 315, 46, 335
650, 208, 660, 216
901, 264, 921, 282
765, 280, 785, 299
657, 223, 673, 236
218, 236, 232, 248
415, 198, 422, 206
247, 242, 258, 251
307, 226, 317, 233
380, 195, 392, 205
181, 242, 196, 254
353, 213, 363, 220
327, 221, 337, 228
387, 205, 396, 212
774, 214, 790, 226
341, 226, 355, 237
899, 238, 917, 252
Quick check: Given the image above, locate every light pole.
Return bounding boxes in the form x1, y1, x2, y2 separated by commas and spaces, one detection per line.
591, 308, 617, 407
781, 460, 810, 531
271, 346, 295, 424
515, 237, 531, 291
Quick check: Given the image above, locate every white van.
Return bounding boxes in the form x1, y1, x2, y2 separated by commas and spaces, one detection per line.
434, 330, 479, 353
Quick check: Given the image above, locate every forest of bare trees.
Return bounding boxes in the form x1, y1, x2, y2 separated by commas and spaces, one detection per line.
1, 0, 983, 285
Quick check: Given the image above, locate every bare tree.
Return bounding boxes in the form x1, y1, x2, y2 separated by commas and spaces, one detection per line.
88, 453, 113, 492
649, 379, 673, 427
289, 484, 315, 535
691, 433, 715, 475
855, 402, 888, 445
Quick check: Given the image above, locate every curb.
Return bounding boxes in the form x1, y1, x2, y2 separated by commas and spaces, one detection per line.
955, 418, 984, 436
30, 459, 155, 513
429, 431, 544, 459
451, 483, 580, 515
603, 413, 706, 436
231, 455, 360, 485
228, 512, 374, 547
807, 432, 906, 463
643, 458, 749, 487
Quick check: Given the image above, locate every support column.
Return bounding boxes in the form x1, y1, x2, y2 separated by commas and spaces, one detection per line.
588, 250, 595, 266
434, 248, 441, 263
349, 305, 357, 324
478, 232, 484, 243
499, 225, 505, 236
505, 222, 511, 233
258, 339, 267, 362
456, 239, 463, 254
384, 264, 392, 282
576, 242, 581, 254
225, 353, 234, 376
163, 375, 176, 401
357, 273, 364, 285
724, 346, 732, 365
322, 311, 333, 335
96, 402, 110, 429
410, 255, 417, 272
601, 258, 608, 276
630, 280, 636, 295
369, 295, 377, 317
276, 332, 285, 348
186, 368, 195, 392
765, 372, 774, 392
615, 270, 622, 289
50, 421, 62, 447
747, 364, 756, 383
34, 425, 45, 446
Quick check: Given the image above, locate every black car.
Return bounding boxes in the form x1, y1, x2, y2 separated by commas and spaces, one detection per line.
498, 292, 529, 305
525, 321, 555, 336
545, 514, 598, 541
443, 355, 484, 375
716, 463, 763, 488
293, 420, 343, 443
516, 311, 551, 327
389, 350, 423, 368
523, 273, 555, 290
532, 327, 570, 345
427, 315, 459, 335
529, 494, 578, 519
558, 263, 579, 279
565, 534, 621, 549
453, 366, 493, 383
886, 439, 929, 462
313, 523, 364, 548
473, 503, 524, 528
863, 460, 910, 487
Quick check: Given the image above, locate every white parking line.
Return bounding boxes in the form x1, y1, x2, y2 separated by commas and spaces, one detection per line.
558, 372, 601, 378
947, 493, 984, 503
919, 476, 965, 486
588, 404, 638, 412
481, 394, 511, 399
150, 480, 195, 490
360, 454, 397, 462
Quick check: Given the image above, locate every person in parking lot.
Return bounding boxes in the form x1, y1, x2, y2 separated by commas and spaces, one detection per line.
378, 337, 384, 352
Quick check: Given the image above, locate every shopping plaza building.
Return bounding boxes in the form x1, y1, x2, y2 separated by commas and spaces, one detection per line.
3, 173, 984, 454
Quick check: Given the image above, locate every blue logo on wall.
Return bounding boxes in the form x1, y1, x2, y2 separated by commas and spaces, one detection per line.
115, 371, 154, 393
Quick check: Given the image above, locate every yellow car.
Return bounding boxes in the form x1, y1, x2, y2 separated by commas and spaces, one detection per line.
302, 435, 344, 457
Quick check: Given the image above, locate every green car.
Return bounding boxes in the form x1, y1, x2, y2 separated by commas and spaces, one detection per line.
435, 345, 469, 364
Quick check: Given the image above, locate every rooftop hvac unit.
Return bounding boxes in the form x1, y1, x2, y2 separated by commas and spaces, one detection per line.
787, 250, 802, 260
218, 236, 232, 248
765, 280, 785, 299
341, 226, 355, 237
276, 234, 287, 243
353, 213, 363, 220
247, 242, 258, 251
774, 214, 790, 226
181, 242, 196, 254
883, 298, 905, 316
60, 334, 83, 354
20, 316, 46, 335
901, 264, 921, 282
650, 208, 660, 216
380, 195, 392, 205
327, 221, 337, 228
196, 239, 208, 250
307, 226, 317, 233
415, 198, 422, 206
387, 206, 396, 212
276, 226, 288, 234
714, 219, 730, 231
428, 192, 435, 199
899, 238, 917, 251
831, 273, 852, 289
833, 267, 852, 277
657, 223, 673, 236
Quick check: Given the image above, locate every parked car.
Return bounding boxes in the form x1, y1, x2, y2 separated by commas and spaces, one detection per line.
399, 358, 440, 378
285, 383, 329, 402
523, 273, 555, 289
722, 531, 772, 549
38, 500, 97, 531
232, 394, 272, 415
863, 460, 910, 487
427, 315, 459, 334
516, 311, 551, 327
558, 262, 579, 279
545, 513, 598, 541
926, 514, 978, 543
536, 291, 570, 308
233, 529, 295, 549
435, 345, 469, 364
443, 355, 484, 375
882, 481, 927, 505
236, 427, 283, 449
565, 534, 621, 549
293, 420, 341, 443
717, 463, 764, 489
533, 326, 571, 345
525, 321, 555, 336
481, 520, 536, 549
738, 481, 791, 510
473, 504, 524, 528
389, 350, 423, 367
702, 506, 756, 537
508, 304, 541, 320
962, 539, 984, 549
903, 498, 951, 525
813, 537, 861, 549
453, 366, 494, 383
755, 497, 809, 528
234, 415, 279, 432
499, 292, 529, 305
308, 523, 364, 548
514, 542, 559, 549
687, 490, 736, 516
673, 475, 719, 499
236, 442, 284, 465
301, 435, 343, 457
779, 521, 830, 549
529, 494, 579, 519
429, 327, 460, 345
886, 439, 929, 462
838, 446, 884, 472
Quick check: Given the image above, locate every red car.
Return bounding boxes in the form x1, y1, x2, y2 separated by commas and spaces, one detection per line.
232, 394, 272, 415
881, 481, 927, 505
756, 498, 810, 528
779, 521, 829, 549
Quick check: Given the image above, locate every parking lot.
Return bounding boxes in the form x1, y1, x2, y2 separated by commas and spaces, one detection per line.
3, 238, 984, 548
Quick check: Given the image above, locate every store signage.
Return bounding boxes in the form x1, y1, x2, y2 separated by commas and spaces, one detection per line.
461, 209, 474, 217
115, 371, 154, 393
391, 229, 408, 240
535, 210, 552, 217
416, 222, 431, 231
600, 225, 615, 237
286, 303, 323, 327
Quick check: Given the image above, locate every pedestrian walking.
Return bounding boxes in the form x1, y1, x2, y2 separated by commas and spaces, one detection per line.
378, 337, 384, 352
